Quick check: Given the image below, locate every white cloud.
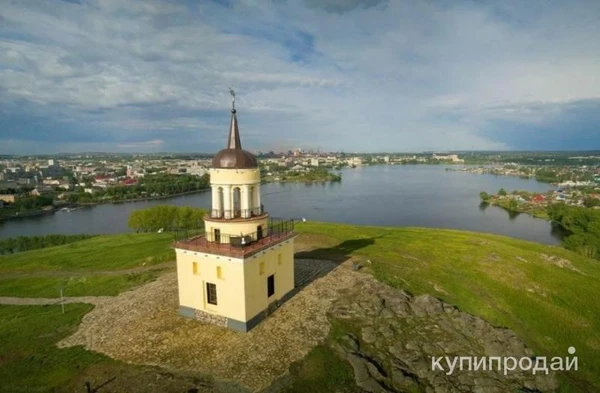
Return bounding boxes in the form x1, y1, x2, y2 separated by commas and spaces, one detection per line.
0, 0, 599, 153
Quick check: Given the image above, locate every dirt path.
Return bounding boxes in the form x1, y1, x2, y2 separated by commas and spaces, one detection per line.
0, 296, 113, 306
0, 261, 174, 280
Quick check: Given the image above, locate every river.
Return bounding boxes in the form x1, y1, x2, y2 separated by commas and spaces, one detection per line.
0, 165, 563, 244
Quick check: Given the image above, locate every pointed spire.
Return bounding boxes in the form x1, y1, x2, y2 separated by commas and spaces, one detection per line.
227, 109, 242, 149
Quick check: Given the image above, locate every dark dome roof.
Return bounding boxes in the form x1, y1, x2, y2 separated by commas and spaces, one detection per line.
211, 108, 258, 169
212, 148, 258, 169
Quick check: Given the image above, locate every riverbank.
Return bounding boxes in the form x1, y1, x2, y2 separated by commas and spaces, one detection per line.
262, 167, 342, 183
78, 187, 210, 206
450, 165, 599, 186
0, 188, 211, 223
481, 188, 600, 221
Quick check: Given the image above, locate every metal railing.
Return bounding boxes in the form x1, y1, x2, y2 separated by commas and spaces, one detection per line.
174, 218, 294, 252
209, 204, 264, 219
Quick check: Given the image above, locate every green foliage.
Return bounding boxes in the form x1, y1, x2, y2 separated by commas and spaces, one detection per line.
498, 188, 507, 196
479, 191, 490, 202
508, 199, 519, 211
12, 195, 54, 210
0, 234, 95, 255
283, 345, 359, 393
72, 173, 210, 203
128, 205, 206, 232
584, 197, 600, 208
548, 204, 600, 259
277, 168, 342, 183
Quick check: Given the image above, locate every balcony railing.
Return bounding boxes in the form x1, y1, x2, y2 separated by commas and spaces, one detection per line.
210, 204, 264, 219
173, 219, 295, 256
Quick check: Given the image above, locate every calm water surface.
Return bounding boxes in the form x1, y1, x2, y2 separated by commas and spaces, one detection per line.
0, 165, 562, 244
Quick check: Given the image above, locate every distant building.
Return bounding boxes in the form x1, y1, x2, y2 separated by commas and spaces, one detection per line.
432, 154, 464, 163
0, 194, 17, 203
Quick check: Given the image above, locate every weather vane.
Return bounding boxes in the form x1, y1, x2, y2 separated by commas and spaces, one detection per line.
229, 87, 236, 110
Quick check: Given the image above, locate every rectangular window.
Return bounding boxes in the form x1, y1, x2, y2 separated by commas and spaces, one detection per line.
267, 274, 275, 297
259, 261, 265, 275
277, 253, 282, 265
206, 283, 218, 305
217, 266, 223, 279
192, 262, 198, 275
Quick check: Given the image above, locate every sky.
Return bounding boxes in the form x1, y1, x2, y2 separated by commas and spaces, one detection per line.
1, 0, 599, 154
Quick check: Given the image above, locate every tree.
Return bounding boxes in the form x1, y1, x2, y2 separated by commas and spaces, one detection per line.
508, 199, 519, 211
479, 191, 490, 203
498, 188, 508, 196
128, 205, 206, 233
584, 197, 600, 208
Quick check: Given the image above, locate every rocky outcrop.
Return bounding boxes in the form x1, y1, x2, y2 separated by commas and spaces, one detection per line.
58, 258, 559, 392
330, 278, 558, 393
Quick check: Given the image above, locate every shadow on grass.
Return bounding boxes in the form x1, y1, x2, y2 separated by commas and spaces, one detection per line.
293, 236, 384, 289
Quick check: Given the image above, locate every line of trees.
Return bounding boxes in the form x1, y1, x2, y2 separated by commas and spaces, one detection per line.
548, 204, 600, 260
0, 234, 95, 255
128, 205, 207, 233
70, 174, 210, 204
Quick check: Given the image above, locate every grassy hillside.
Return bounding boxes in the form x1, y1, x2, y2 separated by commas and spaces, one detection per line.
0, 271, 162, 298
1, 225, 598, 391
0, 233, 174, 298
0, 233, 174, 274
295, 222, 600, 392
0, 305, 226, 393
0, 304, 109, 392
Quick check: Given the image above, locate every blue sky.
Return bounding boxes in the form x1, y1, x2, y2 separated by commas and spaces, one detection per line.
1, 0, 599, 154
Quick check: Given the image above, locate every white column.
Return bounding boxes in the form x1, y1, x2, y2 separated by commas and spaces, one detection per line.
241, 185, 250, 218
222, 185, 232, 219
211, 186, 220, 217
254, 184, 261, 212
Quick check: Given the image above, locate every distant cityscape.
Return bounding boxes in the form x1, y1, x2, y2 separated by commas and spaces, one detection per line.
1, 150, 599, 220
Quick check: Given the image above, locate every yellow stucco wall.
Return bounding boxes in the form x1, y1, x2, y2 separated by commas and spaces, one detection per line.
175, 237, 295, 323
175, 249, 247, 321
210, 168, 260, 185
204, 217, 270, 242
243, 238, 295, 320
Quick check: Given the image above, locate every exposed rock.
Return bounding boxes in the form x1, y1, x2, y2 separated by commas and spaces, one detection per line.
330, 276, 559, 393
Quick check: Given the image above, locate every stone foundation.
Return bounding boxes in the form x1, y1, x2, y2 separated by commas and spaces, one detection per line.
194, 309, 227, 327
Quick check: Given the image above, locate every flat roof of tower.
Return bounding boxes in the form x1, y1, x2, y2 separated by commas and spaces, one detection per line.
173, 231, 296, 259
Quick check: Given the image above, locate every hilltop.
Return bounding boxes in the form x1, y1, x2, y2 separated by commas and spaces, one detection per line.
0, 224, 598, 392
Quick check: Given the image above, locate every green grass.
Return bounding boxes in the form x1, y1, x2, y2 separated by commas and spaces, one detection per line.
0, 233, 174, 274
0, 304, 111, 393
0, 271, 162, 298
281, 345, 359, 393
295, 222, 600, 392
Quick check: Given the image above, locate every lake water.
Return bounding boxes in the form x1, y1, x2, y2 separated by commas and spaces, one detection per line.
0, 165, 562, 244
